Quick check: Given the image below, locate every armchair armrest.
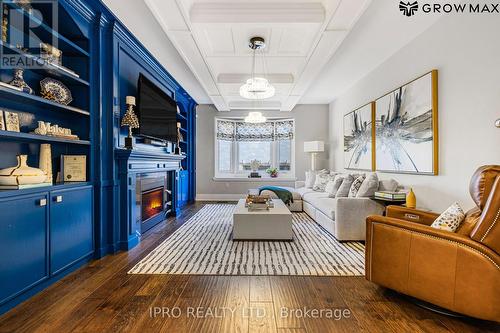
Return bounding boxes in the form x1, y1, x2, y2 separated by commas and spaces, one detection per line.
386, 205, 440, 226
295, 180, 305, 189
366, 215, 500, 268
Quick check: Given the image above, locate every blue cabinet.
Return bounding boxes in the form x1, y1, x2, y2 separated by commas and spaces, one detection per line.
0, 194, 49, 305
177, 170, 189, 208
50, 186, 93, 274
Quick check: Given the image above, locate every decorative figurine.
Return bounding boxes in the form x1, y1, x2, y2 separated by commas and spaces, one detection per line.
32, 121, 79, 140
9, 69, 33, 94
249, 160, 262, 178
175, 122, 183, 154
120, 96, 139, 149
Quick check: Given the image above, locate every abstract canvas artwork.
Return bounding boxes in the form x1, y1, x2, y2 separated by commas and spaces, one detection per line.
344, 102, 374, 170
375, 70, 438, 174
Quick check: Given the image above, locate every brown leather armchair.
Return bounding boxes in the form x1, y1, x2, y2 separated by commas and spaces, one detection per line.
365, 165, 500, 322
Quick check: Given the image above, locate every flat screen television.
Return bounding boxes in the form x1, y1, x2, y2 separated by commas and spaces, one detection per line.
137, 74, 177, 142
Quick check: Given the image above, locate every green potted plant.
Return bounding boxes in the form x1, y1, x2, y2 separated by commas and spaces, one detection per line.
266, 167, 278, 178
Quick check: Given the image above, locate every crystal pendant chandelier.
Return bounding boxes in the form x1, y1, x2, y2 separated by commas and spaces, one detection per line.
244, 112, 267, 123
239, 37, 275, 100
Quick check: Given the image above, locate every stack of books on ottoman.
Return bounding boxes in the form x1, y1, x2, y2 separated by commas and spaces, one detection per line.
245, 194, 274, 211
374, 191, 407, 201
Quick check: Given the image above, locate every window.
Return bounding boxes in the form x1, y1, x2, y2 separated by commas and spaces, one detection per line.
215, 119, 295, 178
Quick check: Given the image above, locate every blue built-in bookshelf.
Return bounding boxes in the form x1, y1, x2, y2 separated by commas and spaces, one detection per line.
0, 0, 197, 314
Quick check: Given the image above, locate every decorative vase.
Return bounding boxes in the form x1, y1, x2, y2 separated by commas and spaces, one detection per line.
39, 144, 53, 184
0, 155, 47, 185
406, 188, 416, 209
270, 173, 278, 178
9, 69, 34, 94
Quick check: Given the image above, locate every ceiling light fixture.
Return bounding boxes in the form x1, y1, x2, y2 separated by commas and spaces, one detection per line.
244, 111, 267, 123
239, 37, 275, 100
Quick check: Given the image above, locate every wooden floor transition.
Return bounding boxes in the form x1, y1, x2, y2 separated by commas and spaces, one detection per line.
0, 202, 498, 333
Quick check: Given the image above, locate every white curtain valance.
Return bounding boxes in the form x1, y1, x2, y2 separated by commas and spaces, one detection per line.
216, 119, 294, 142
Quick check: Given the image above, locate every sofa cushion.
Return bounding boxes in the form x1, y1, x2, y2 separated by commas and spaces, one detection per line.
379, 178, 399, 192
294, 187, 314, 198
307, 197, 337, 220
260, 187, 303, 201
302, 191, 330, 203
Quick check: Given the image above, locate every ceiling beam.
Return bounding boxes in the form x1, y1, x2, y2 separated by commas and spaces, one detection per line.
217, 73, 294, 84
190, 3, 325, 24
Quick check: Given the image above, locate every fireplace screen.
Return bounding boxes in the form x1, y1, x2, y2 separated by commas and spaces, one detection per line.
141, 187, 164, 222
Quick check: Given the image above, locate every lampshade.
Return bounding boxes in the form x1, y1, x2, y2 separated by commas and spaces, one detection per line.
304, 141, 324, 153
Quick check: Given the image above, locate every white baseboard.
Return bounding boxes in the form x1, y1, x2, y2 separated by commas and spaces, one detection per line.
196, 194, 246, 201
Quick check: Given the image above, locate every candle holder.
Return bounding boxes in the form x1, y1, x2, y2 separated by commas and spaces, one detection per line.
121, 96, 139, 149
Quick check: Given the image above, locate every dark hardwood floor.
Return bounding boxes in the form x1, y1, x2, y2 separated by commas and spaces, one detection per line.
0, 202, 498, 333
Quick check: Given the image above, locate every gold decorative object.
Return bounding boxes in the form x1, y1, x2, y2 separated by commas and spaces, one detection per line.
9, 69, 33, 94
406, 188, 417, 209
39, 144, 53, 185
175, 122, 183, 154
32, 121, 79, 140
121, 96, 139, 149
40, 42, 62, 65
496, 119, 500, 128
0, 155, 47, 186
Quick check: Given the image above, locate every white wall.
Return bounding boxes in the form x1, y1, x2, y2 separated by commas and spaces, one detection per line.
329, 13, 500, 212
196, 104, 330, 200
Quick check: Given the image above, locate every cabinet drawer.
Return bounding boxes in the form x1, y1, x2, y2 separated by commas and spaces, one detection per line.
0, 194, 48, 305
50, 186, 93, 274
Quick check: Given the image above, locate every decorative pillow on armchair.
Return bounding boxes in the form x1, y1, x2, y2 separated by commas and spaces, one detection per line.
431, 202, 466, 232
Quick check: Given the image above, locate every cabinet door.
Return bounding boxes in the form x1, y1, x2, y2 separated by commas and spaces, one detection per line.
177, 170, 189, 208
50, 186, 93, 274
0, 194, 48, 305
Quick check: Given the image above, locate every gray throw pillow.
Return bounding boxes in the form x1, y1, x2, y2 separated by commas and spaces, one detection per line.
325, 175, 344, 198
379, 178, 399, 192
349, 175, 366, 197
357, 173, 379, 197
336, 174, 354, 197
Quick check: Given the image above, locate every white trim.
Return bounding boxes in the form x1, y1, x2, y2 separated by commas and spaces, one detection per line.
212, 177, 297, 182
196, 194, 245, 201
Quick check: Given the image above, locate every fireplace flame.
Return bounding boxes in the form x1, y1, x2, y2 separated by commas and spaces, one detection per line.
149, 200, 162, 210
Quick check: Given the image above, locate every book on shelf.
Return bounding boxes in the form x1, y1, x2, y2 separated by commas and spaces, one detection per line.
0, 183, 51, 190
374, 191, 407, 200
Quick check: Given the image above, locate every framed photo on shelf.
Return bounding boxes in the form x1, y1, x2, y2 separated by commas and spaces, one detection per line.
61, 155, 87, 182
0, 110, 5, 130
4, 111, 20, 132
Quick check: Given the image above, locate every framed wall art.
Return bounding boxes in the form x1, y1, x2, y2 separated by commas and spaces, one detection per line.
344, 102, 375, 171
4, 111, 20, 132
374, 70, 438, 175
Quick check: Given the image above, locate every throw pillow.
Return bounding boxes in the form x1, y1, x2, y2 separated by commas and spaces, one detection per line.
431, 202, 466, 232
325, 175, 345, 198
349, 175, 366, 197
379, 178, 399, 192
313, 172, 334, 192
357, 173, 379, 197
305, 171, 316, 189
335, 174, 354, 197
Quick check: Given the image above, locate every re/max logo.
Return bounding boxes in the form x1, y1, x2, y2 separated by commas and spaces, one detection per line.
422, 3, 500, 13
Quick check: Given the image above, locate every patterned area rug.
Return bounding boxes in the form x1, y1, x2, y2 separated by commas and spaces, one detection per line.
129, 204, 365, 276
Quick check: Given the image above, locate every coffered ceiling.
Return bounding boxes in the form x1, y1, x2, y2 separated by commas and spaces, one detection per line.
144, 0, 371, 111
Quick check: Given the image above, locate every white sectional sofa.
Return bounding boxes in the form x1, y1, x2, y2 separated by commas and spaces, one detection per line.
260, 181, 385, 241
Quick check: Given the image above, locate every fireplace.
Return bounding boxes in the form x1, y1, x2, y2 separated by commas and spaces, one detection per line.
141, 187, 164, 222
137, 172, 173, 232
